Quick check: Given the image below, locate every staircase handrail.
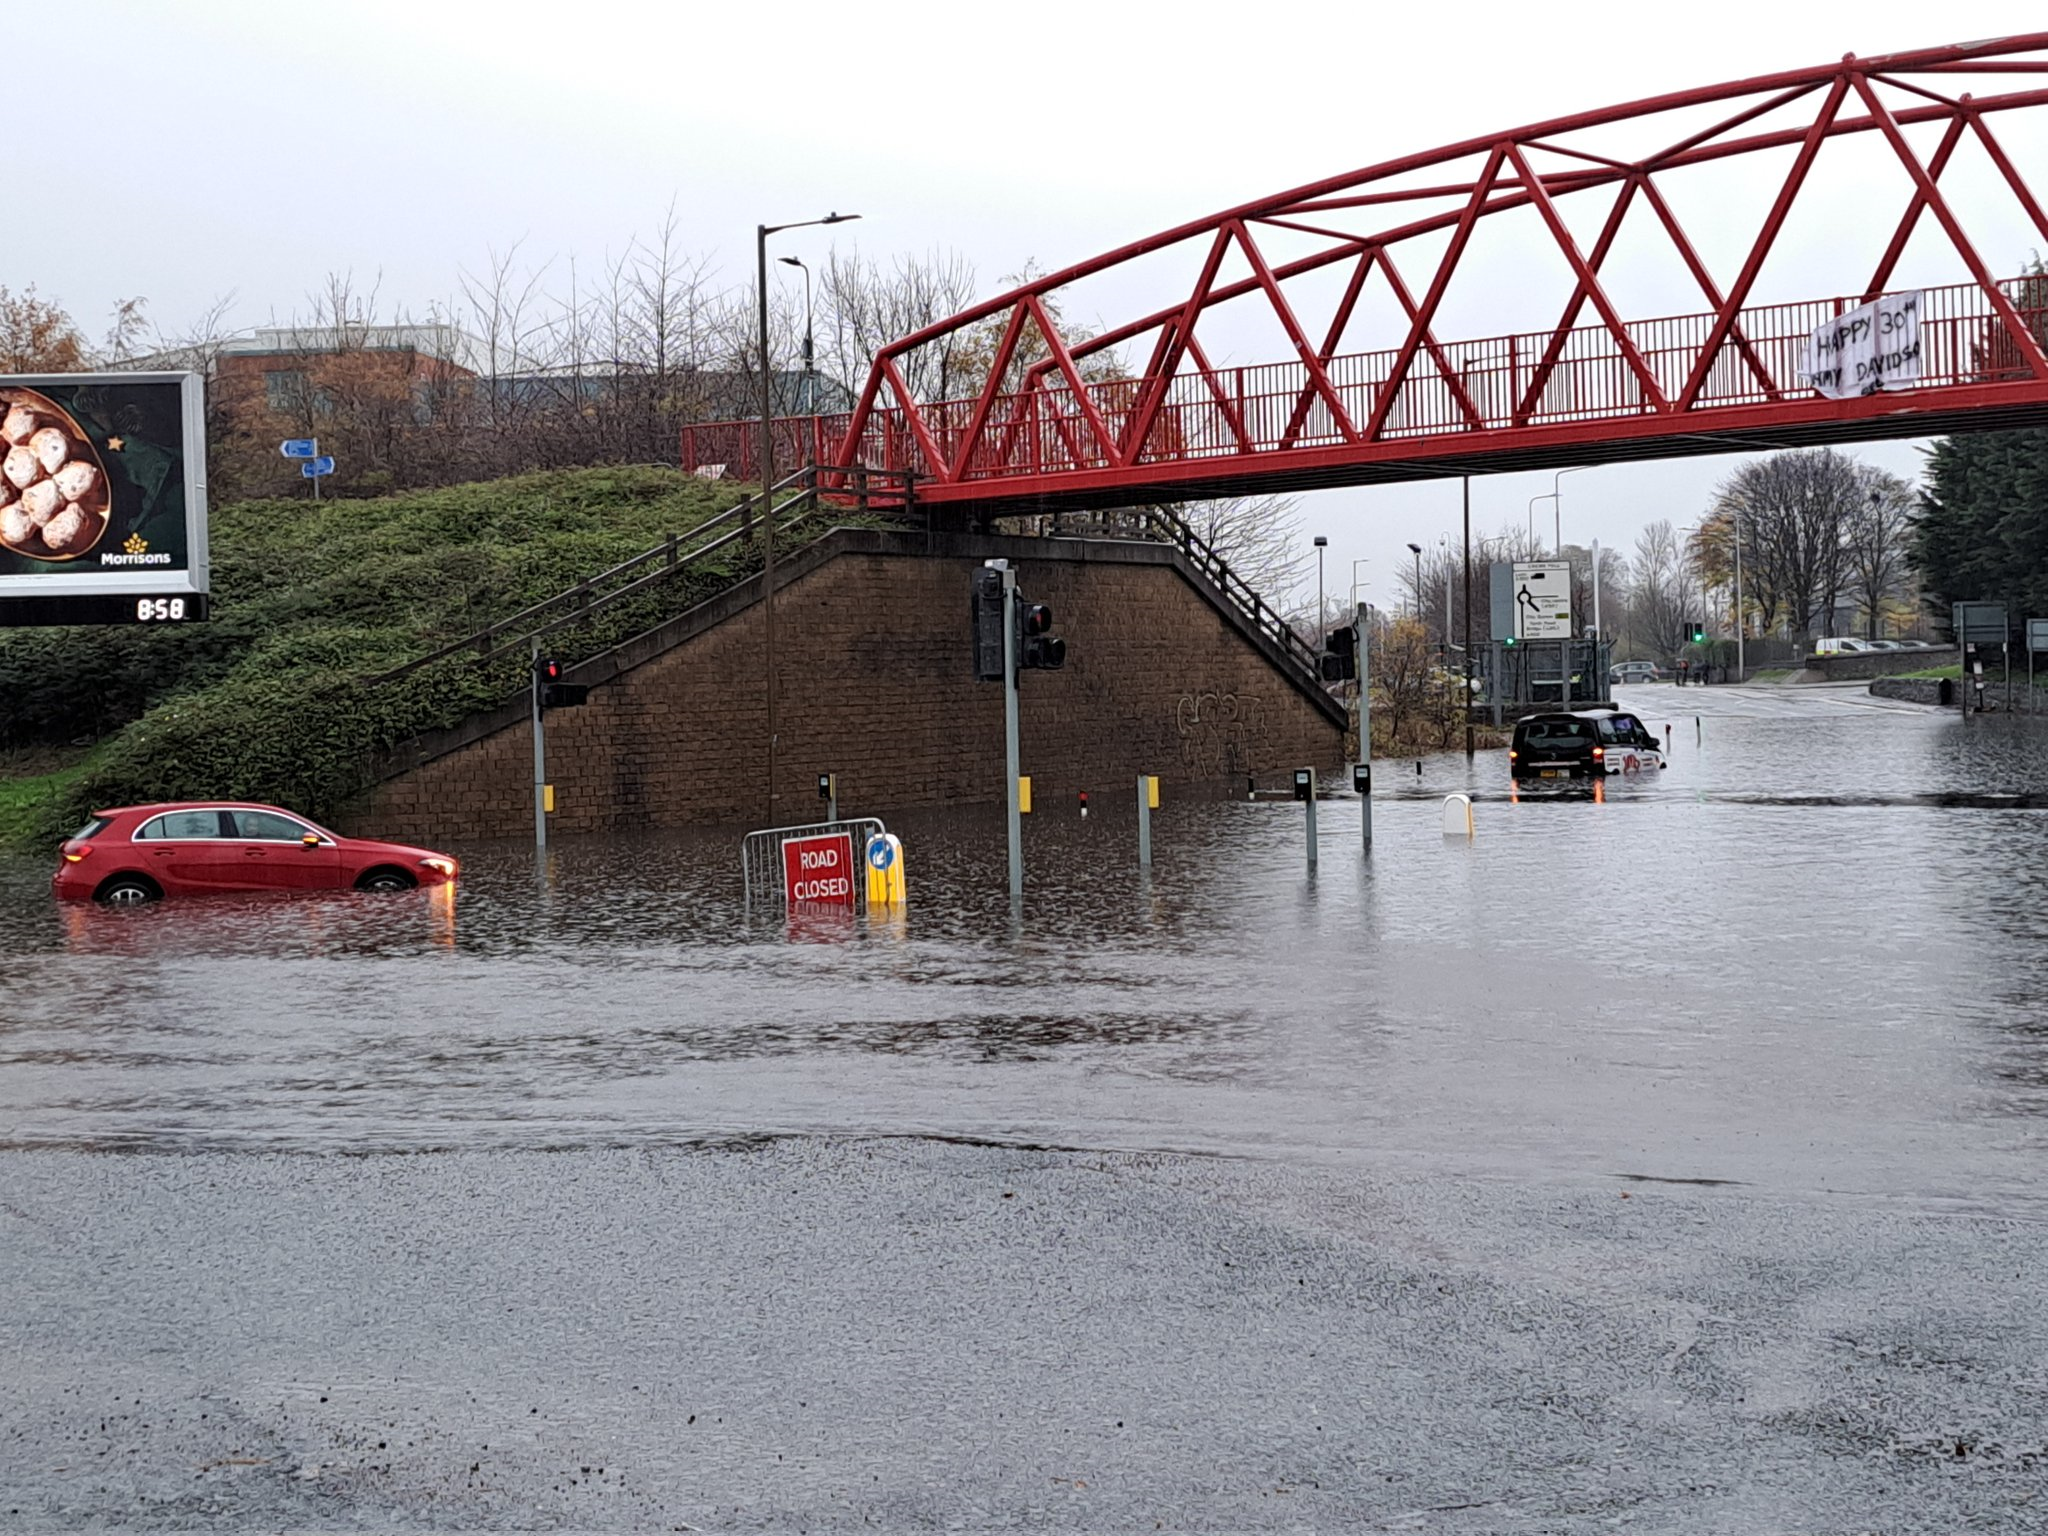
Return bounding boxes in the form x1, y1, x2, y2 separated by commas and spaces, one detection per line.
1138, 504, 1322, 680
369, 465, 907, 685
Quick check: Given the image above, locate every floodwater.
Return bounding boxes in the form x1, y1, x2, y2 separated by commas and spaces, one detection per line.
5, 682, 2048, 1214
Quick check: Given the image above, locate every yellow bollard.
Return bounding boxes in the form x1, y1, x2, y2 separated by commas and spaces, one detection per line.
864, 833, 907, 907
1018, 775, 1032, 814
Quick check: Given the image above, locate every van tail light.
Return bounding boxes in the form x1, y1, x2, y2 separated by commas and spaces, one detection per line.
1592, 747, 1605, 761
1508, 749, 1518, 760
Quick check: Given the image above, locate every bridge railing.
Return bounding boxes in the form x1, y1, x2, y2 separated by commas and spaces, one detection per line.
684, 273, 2046, 484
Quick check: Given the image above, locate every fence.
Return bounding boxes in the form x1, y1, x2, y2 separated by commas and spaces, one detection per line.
741, 818, 889, 913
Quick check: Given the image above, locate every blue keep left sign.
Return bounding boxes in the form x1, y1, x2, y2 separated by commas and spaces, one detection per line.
300, 456, 335, 478
280, 438, 318, 459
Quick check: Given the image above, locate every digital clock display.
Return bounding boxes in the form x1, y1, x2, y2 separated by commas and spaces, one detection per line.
0, 593, 210, 627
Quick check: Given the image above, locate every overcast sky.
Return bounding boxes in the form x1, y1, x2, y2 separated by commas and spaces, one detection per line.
49, 1, 2048, 616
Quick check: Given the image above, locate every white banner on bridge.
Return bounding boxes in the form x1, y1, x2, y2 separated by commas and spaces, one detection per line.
1802, 291, 1922, 399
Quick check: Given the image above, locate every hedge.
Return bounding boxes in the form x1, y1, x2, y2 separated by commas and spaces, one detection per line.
0, 465, 855, 845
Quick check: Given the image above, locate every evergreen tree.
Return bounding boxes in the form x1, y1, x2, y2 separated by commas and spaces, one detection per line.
1917, 427, 2048, 628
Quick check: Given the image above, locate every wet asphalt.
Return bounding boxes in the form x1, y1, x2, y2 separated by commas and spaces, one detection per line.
5, 1143, 2046, 1532
5, 684, 2048, 1532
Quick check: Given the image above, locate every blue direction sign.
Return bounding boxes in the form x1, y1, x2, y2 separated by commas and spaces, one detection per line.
300, 456, 335, 478
280, 438, 318, 460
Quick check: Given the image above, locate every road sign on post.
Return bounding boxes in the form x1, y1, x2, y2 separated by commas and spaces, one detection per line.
279, 438, 318, 460
1512, 562, 1572, 640
1952, 601, 2008, 644
2028, 618, 2048, 653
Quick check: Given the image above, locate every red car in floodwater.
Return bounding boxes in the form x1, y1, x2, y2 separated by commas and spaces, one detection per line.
52, 802, 458, 905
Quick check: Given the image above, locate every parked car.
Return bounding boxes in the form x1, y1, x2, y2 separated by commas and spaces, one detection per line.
1812, 637, 1876, 655
1609, 661, 1663, 684
1509, 709, 1667, 780
52, 802, 458, 905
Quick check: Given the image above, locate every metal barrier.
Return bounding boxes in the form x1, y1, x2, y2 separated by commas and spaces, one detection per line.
741, 817, 889, 911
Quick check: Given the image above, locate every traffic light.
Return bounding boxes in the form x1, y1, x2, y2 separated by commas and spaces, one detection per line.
971, 568, 1006, 681
1687, 620, 1707, 644
1318, 624, 1357, 682
532, 656, 588, 709
1017, 599, 1066, 671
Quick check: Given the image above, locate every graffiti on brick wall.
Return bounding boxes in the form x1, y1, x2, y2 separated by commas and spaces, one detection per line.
1175, 691, 1269, 778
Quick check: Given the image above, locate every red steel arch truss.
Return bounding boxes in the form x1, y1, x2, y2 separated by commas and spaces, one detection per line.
686, 36, 2048, 512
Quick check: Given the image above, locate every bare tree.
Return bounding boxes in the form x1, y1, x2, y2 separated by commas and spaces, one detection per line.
1843, 466, 1917, 638
1178, 495, 1310, 610
821, 247, 980, 406
1630, 519, 1704, 661
1708, 449, 1864, 635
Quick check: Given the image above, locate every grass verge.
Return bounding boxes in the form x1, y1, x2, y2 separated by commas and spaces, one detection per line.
0, 466, 887, 849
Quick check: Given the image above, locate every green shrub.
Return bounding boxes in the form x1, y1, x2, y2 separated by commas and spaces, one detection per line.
3, 465, 842, 844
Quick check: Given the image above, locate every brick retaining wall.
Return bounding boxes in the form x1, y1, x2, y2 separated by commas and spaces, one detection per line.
344, 530, 1347, 842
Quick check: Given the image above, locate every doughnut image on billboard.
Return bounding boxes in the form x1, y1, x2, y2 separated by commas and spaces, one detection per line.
0, 372, 208, 624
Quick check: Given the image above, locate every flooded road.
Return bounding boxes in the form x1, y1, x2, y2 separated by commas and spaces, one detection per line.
4, 683, 2046, 1211
7, 682, 2048, 1532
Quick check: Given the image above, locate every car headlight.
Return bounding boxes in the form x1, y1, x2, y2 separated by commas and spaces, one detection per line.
418, 857, 457, 877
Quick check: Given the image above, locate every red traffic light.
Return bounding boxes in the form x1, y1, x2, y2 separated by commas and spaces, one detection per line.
1022, 603, 1053, 636
535, 656, 563, 682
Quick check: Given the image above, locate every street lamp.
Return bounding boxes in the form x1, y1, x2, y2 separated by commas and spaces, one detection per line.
758, 211, 861, 822
1313, 535, 1328, 639
1527, 465, 1590, 557
777, 255, 816, 420
1406, 542, 1423, 625
1438, 534, 1452, 653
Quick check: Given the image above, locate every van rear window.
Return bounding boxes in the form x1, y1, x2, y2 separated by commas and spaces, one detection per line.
1523, 720, 1590, 742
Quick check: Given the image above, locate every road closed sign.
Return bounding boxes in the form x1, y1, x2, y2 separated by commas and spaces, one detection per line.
783, 832, 856, 908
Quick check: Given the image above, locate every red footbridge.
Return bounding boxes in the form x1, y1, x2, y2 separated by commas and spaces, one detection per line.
685, 36, 2048, 516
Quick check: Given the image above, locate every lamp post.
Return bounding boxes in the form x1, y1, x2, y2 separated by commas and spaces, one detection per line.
777, 254, 816, 423
1314, 534, 1328, 639
1527, 466, 1590, 557
1733, 506, 1745, 678
758, 211, 860, 823
1406, 542, 1423, 626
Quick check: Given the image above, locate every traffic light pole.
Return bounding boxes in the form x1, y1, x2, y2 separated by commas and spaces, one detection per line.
530, 639, 548, 855
1002, 565, 1023, 904
1358, 602, 1372, 853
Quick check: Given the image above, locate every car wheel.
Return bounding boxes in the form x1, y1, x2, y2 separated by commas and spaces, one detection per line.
96, 874, 161, 906
356, 867, 418, 893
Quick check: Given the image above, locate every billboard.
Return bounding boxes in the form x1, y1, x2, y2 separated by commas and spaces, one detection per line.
0, 372, 208, 622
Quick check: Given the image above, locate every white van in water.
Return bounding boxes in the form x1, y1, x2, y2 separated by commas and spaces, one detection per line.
1582, 708, 1666, 774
